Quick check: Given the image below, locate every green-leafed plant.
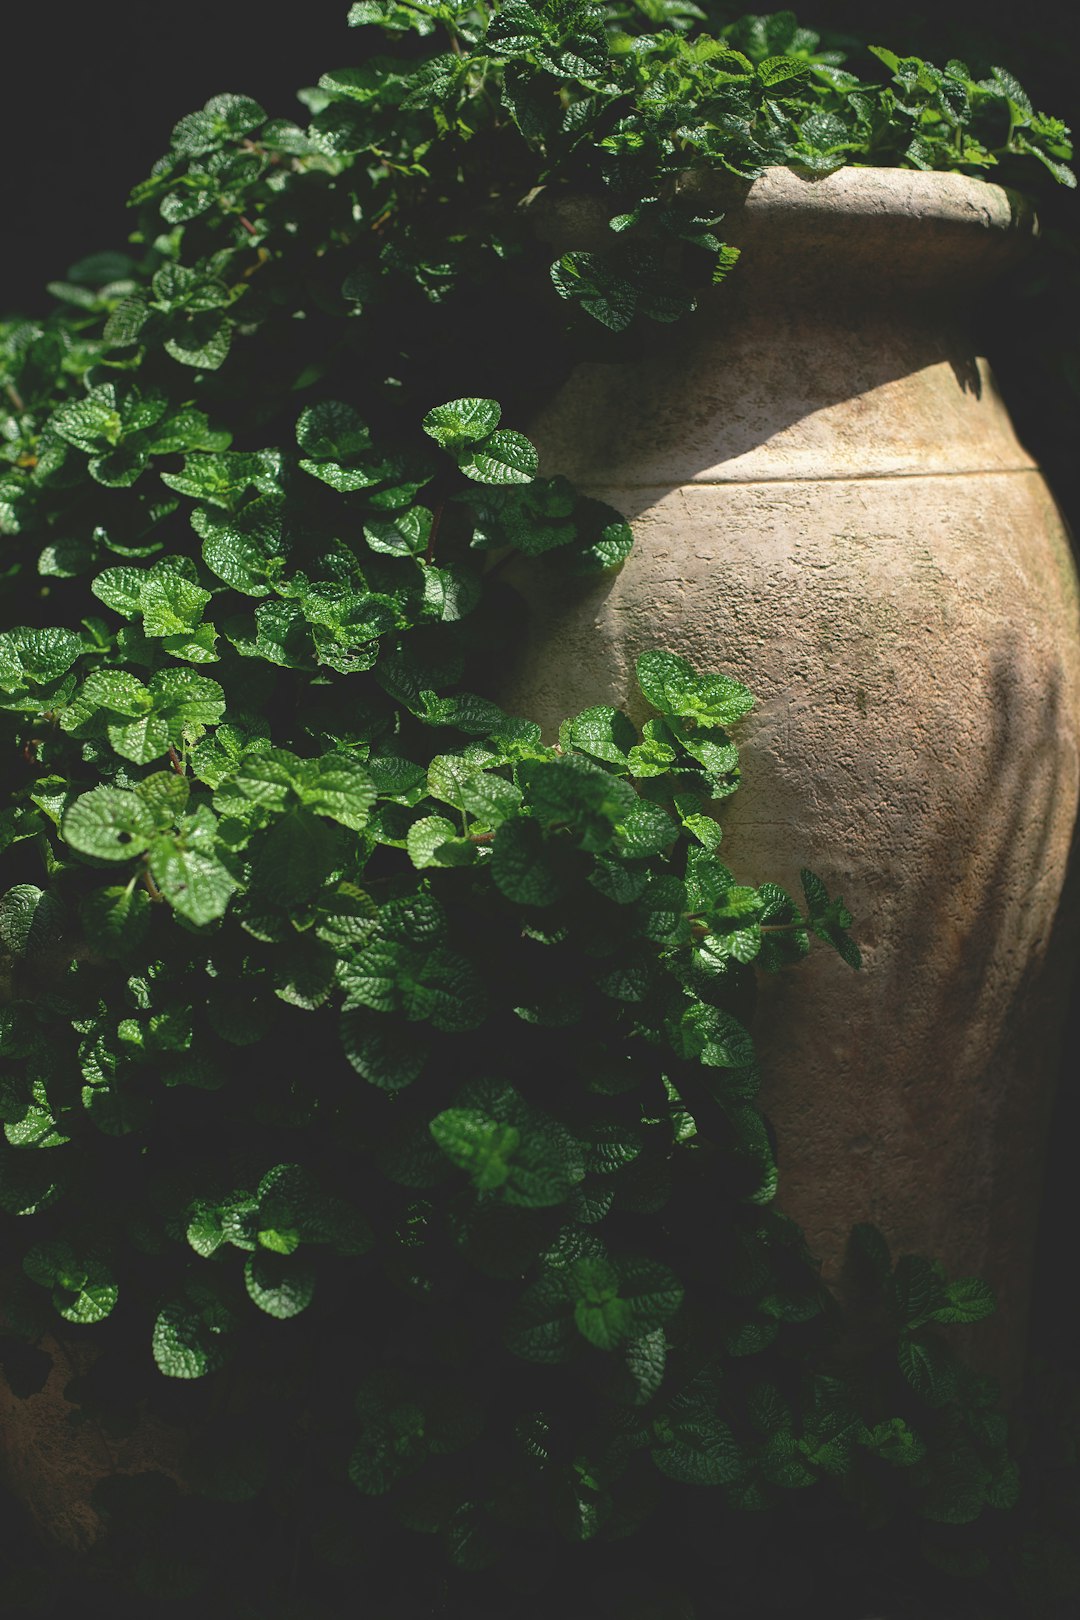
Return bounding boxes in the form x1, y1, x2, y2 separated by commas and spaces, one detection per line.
0, 5, 1072, 1616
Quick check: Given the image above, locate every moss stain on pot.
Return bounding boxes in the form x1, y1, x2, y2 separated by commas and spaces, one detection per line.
500, 168, 1080, 1393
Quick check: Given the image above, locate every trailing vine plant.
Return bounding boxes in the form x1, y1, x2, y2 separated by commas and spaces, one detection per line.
0, 4, 1073, 1614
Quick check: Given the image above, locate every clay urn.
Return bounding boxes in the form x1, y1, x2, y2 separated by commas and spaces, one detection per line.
497, 165, 1080, 1390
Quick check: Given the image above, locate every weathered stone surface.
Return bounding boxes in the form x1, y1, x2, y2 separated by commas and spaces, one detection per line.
0, 1329, 186, 1549
500, 167, 1080, 1387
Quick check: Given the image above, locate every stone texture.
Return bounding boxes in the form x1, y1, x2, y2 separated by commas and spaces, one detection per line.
499, 167, 1080, 1388
0, 1328, 186, 1549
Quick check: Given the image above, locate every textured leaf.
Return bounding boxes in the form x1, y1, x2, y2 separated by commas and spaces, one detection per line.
107, 714, 172, 765
341, 1012, 428, 1089
897, 1330, 959, 1407
364, 507, 431, 557
193, 497, 291, 596
0, 626, 84, 690
80, 883, 151, 958
164, 315, 233, 371
153, 1297, 231, 1379
136, 770, 191, 825
62, 788, 156, 862
930, 1276, 996, 1325
0, 885, 65, 958
244, 1253, 316, 1319
652, 1414, 741, 1485
91, 568, 145, 617
491, 816, 562, 906
636, 650, 754, 727
170, 93, 266, 157
457, 429, 538, 485
505, 1272, 578, 1364
24, 1242, 119, 1325
148, 842, 237, 925
406, 815, 477, 869
565, 706, 637, 768
297, 399, 372, 460
422, 397, 501, 449
430, 1110, 522, 1192
299, 754, 377, 831
616, 799, 678, 858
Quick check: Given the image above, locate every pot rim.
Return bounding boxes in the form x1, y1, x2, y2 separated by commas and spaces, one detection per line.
672, 162, 1038, 238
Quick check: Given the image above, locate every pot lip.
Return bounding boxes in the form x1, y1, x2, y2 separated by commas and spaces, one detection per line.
523, 163, 1039, 242
675, 162, 1038, 237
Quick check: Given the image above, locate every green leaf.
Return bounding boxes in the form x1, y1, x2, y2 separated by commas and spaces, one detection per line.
428, 755, 521, 823
341, 1013, 427, 1090
457, 429, 538, 486
430, 1110, 522, 1193
897, 1330, 959, 1407
164, 315, 233, 372
170, 93, 266, 157
892, 1253, 948, 1327
107, 713, 172, 765
0, 885, 65, 959
651, 1412, 741, 1485
23, 1241, 119, 1325
758, 54, 810, 91
0, 626, 84, 691
570, 1254, 682, 1350
863, 1417, 926, 1467
103, 294, 151, 346
348, 0, 438, 35
491, 816, 562, 906
91, 567, 145, 617
5, 1080, 70, 1149
406, 815, 477, 869
504, 1271, 578, 1364
929, 1277, 996, 1325
636, 650, 754, 727
669, 1002, 755, 1070
297, 399, 372, 460
149, 667, 226, 732
551, 246, 696, 330
299, 754, 377, 831
364, 507, 431, 557
225, 599, 313, 667
152, 1292, 233, 1379
148, 842, 237, 925
80, 884, 152, 958
0, 1152, 67, 1216
616, 799, 678, 858
565, 706, 637, 769
422, 398, 501, 449
135, 770, 191, 825
244, 1253, 316, 1319
58, 1272, 120, 1324
139, 571, 212, 638
62, 787, 157, 862
799, 868, 862, 969
193, 496, 291, 596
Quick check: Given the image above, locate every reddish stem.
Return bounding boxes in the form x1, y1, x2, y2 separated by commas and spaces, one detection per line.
425, 501, 445, 563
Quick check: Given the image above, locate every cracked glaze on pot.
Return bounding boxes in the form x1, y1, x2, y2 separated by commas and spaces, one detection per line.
499, 167, 1080, 1386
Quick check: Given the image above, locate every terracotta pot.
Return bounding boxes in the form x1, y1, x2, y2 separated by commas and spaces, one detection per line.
498, 167, 1080, 1389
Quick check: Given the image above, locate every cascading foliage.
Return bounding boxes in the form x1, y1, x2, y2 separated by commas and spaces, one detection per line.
0, 4, 1071, 1615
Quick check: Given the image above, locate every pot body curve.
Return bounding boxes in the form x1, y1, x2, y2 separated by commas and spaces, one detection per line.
498, 168, 1080, 1386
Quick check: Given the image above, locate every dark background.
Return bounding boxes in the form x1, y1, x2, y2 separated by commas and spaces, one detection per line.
2, 0, 1077, 1370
